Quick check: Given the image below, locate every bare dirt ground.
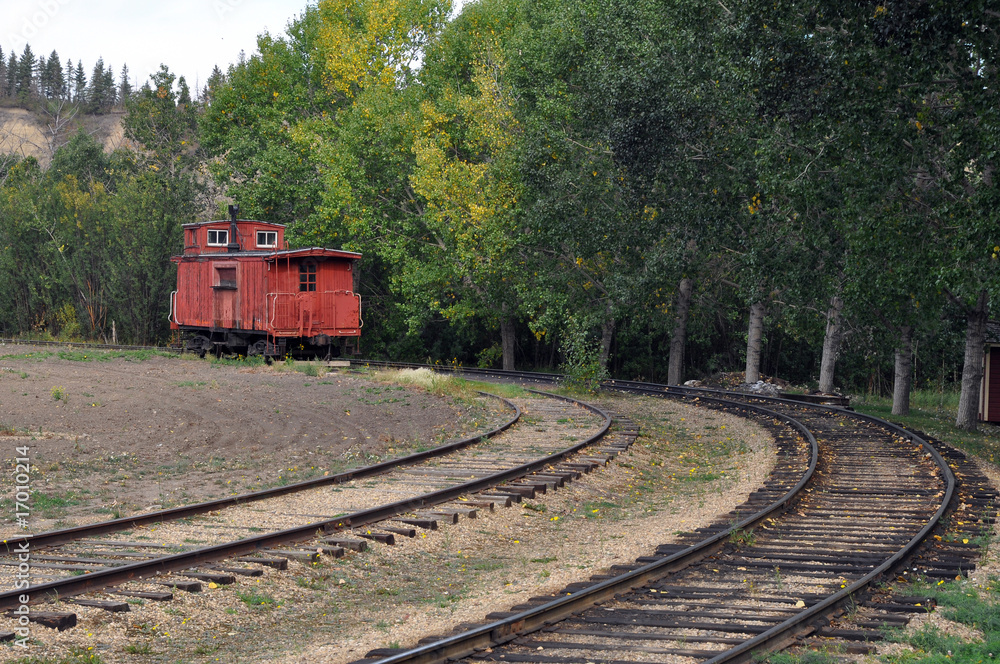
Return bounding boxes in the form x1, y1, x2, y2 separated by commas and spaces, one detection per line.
0, 344, 504, 537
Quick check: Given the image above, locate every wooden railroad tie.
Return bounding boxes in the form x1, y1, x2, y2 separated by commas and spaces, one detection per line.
109, 590, 173, 601
261, 549, 321, 563
157, 580, 202, 592
3, 611, 76, 631
358, 532, 397, 545
235, 556, 289, 570
66, 598, 130, 613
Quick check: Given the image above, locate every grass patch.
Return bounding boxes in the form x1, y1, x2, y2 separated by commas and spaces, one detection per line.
754, 650, 842, 663
296, 576, 329, 590
8, 647, 106, 663
581, 500, 620, 518
5, 490, 82, 518
374, 368, 479, 399
236, 589, 277, 609
57, 349, 170, 362
208, 354, 267, 368
875, 576, 1000, 663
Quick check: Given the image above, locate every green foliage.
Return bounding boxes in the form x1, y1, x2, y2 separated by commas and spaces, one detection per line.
754, 650, 840, 664
0, 70, 193, 345
879, 579, 1000, 664
236, 589, 278, 609
559, 317, 609, 392
54, 302, 81, 340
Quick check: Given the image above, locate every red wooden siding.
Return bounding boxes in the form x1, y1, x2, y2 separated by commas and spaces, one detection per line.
985, 347, 1000, 423
173, 258, 273, 332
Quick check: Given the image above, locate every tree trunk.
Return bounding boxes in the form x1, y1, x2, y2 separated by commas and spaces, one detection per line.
817, 295, 844, 394
667, 277, 693, 385
744, 301, 765, 384
956, 290, 989, 430
500, 314, 516, 371
892, 325, 913, 416
598, 311, 615, 370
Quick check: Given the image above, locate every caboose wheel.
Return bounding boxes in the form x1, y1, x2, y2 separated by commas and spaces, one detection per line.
248, 339, 270, 357
185, 335, 212, 358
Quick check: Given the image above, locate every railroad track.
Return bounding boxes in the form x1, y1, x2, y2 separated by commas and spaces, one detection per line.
0, 343, 993, 660
349, 384, 996, 664
0, 390, 640, 636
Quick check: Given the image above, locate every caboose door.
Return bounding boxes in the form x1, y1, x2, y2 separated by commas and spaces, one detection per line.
212, 265, 238, 328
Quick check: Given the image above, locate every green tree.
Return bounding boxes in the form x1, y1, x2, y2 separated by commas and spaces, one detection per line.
16, 44, 35, 103
124, 65, 198, 174
200, 8, 334, 223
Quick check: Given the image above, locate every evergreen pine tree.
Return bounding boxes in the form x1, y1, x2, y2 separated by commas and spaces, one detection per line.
65, 58, 74, 100
74, 60, 86, 103
203, 65, 225, 105
102, 64, 116, 109
36, 53, 46, 96
16, 44, 36, 103
87, 57, 106, 111
0, 46, 6, 99
6, 53, 17, 98
118, 64, 132, 105
45, 50, 63, 99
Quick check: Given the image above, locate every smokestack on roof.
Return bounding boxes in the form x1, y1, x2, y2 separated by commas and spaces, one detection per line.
227, 204, 241, 253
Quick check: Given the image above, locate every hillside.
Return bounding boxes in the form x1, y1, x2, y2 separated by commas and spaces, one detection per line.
0, 107, 126, 167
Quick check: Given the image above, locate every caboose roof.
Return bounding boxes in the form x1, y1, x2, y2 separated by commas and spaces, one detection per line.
264, 247, 362, 260
988, 321, 1000, 346
181, 219, 285, 229
171, 247, 361, 262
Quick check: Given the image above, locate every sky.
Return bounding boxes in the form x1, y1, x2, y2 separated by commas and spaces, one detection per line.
1, 0, 312, 93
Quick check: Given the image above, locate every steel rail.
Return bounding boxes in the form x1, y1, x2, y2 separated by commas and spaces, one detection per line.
0, 392, 612, 611
0, 344, 956, 660
368, 384, 955, 664
0, 338, 183, 354
367, 394, 820, 664
1, 392, 519, 553
609, 383, 957, 663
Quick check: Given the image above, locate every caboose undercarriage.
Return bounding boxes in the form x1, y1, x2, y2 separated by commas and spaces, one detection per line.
180, 327, 358, 360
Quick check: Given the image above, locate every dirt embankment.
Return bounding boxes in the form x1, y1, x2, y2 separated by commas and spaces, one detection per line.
0, 107, 125, 166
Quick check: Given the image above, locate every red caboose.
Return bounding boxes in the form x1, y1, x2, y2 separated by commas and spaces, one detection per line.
169, 208, 362, 358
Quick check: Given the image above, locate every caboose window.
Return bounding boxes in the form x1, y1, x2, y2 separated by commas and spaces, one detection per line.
207, 229, 229, 246
215, 267, 237, 290
257, 231, 278, 248
299, 262, 317, 292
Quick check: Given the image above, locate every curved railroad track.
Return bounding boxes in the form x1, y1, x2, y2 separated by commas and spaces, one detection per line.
349, 380, 996, 664
0, 389, 641, 635
0, 342, 993, 661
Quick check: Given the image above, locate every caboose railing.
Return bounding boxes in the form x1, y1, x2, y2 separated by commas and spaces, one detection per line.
266, 290, 360, 336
